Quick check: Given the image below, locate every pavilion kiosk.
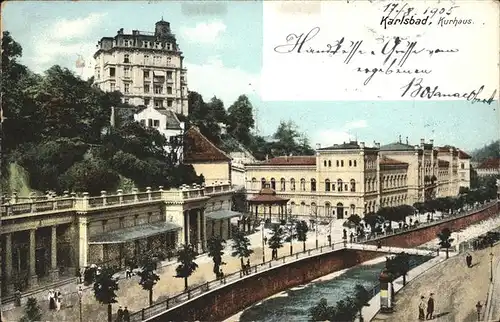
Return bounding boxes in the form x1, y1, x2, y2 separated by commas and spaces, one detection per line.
379, 268, 394, 313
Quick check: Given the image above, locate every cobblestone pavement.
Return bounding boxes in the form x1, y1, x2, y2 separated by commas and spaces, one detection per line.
372, 243, 500, 322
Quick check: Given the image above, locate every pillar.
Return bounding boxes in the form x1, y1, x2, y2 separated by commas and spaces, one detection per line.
184, 211, 190, 245
227, 218, 231, 239
78, 219, 89, 269
50, 225, 59, 281
201, 209, 207, 251
269, 205, 272, 221
196, 209, 202, 253
29, 229, 39, 288
5, 233, 14, 293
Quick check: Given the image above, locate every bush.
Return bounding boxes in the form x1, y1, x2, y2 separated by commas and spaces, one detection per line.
20, 297, 42, 322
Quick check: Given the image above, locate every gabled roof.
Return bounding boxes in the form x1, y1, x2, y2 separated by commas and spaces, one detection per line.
379, 142, 415, 151
248, 156, 316, 166
477, 158, 500, 169
458, 149, 471, 159
135, 106, 183, 130
183, 126, 231, 163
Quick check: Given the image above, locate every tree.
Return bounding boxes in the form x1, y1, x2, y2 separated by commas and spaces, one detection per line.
296, 220, 309, 252
270, 120, 315, 157
175, 244, 199, 291
187, 92, 225, 144
309, 298, 335, 321
353, 284, 371, 321
137, 255, 161, 306
231, 229, 254, 270
207, 236, 226, 278
333, 297, 358, 321
348, 214, 362, 226
268, 225, 284, 258
93, 266, 120, 322
437, 227, 455, 259
19, 297, 42, 322
226, 95, 255, 146
395, 252, 411, 286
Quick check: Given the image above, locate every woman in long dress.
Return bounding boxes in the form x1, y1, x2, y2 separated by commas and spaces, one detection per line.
48, 290, 56, 310
55, 290, 62, 311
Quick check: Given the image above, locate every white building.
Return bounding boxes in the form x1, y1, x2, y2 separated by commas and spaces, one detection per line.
93, 19, 188, 116
133, 106, 184, 161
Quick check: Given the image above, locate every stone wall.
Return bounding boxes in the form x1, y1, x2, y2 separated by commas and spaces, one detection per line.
148, 249, 383, 322
366, 202, 499, 248
146, 201, 499, 322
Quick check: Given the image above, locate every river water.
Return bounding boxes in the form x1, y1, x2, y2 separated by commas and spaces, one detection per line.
228, 255, 432, 322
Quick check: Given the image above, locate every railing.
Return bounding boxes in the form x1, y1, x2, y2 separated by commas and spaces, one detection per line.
131, 242, 439, 322
0, 184, 234, 216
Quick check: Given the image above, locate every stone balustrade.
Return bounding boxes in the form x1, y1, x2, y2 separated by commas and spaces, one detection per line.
0, 183, 233, 216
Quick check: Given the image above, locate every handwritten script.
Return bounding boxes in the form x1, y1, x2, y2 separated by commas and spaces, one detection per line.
273, 26, 496, 105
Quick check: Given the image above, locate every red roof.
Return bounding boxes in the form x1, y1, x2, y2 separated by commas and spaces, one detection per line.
380, 157, 408, 166
183, 127, 231, 162
248, 185, 290, 204
249, 156, 316, 166
478, 158, 500, 169
458, 149, 471, 159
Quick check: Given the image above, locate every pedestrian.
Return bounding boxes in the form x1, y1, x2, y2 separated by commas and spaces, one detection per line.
426, 293, 435, 320
419, 296, 426, 320
264, 236, 268, 245
349, 232, 354, 243
466, 253, 472, 267
246, 258, 251, 274
117, 305, 124, 322
126, 267, 132, 279
48, 289, 55, 310
123, 307, 130, 322
219, 268, 225, 284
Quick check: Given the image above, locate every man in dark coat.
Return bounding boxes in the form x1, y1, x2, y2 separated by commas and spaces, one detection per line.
123, 307, 130, 322
426, 293, 435, 320
116, 306, 124, 322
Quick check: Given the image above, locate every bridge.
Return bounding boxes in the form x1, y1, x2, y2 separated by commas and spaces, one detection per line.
0, 183, 237, 298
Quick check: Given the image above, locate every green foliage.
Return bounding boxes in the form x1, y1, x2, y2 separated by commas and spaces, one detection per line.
187, 92, 226, 145
226, 95, 254, 146
295, 220, 309, 242
308, 295, 359, 321
137, 255, 161, 306
471, 140, 499, 162
437, 228, 454, 249
59, 158, 121, 195
231, 229, 254, 268
271, 121, 315, 156
376, 205, 414, 222
268, 225, 284, 250
231, 187, 248, 212
19, 297, 42, 322
309, 298, 335, 321
175, 244, 199, 290
347, 214, 362, 226
207, 236, 226, 276
93, 267, 120, 305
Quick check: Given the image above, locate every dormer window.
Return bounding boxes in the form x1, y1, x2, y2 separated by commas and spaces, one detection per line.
124, 54, 130, 63
154, 42, 162, 49
167, 43, 172, 50
124, 40, 131, 47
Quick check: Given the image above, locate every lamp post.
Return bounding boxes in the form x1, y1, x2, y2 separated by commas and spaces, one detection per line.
329, 209, 333, 247
78, 285, 83, 322
314, 205, 318, 249
490, 252, 494, 283
261, 220, 266, 263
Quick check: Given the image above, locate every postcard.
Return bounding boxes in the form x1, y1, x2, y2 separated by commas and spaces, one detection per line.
0, 1, 499, 322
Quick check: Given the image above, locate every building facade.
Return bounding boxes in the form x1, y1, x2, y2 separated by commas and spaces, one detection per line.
93, 20, 188, 116
245, 139, 471, 219
476, 158, 500, 177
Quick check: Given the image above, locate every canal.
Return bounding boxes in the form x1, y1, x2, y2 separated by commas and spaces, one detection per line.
228, 255, 432, 322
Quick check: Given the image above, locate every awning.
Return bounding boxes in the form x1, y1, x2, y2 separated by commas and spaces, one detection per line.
88, 222, 181, 244
205, 210, 243, 220
153, 71, 165, 77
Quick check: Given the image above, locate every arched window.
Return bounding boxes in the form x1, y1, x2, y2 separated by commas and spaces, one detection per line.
311, 178, 317, 191
261, 178, 266, 189
337, 179, 343, 192
270, 178, 276, 190
300, 201, 306, 214
324, 160, 327, 167
341, 160, 344, 167
350, 204, 355, 215
336, 160, 339, 167
290, 178, 296, 191
280, 178, 286, 191
336, 202, 344, 219
354, 160, 357, 167
325, 202, 331, 216
300, 178, 306, 191
290, 201, 295, 214
350, 179, 356, 192
251, 178, 257, 190
328, 160, 332, 167
325, 179, 331, 192
311, 202, 317, 215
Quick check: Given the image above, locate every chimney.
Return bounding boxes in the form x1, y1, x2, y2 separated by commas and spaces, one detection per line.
406, 137, 409, 145
359, 142, 365, 149
375, 142, 380, 149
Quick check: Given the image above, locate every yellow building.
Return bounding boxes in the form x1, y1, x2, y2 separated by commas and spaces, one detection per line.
245, 139, 470, 219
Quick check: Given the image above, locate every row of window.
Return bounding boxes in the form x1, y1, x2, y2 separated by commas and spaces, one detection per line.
143, 84, 174, 94
140, 119, 160, 128
323, 159, 358, 168
118, 40, 175, 51
288, 201, 355, 216
253, 178, 357, 192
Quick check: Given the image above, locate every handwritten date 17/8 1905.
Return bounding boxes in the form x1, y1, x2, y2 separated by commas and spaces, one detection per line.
401, 77, 497, 105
